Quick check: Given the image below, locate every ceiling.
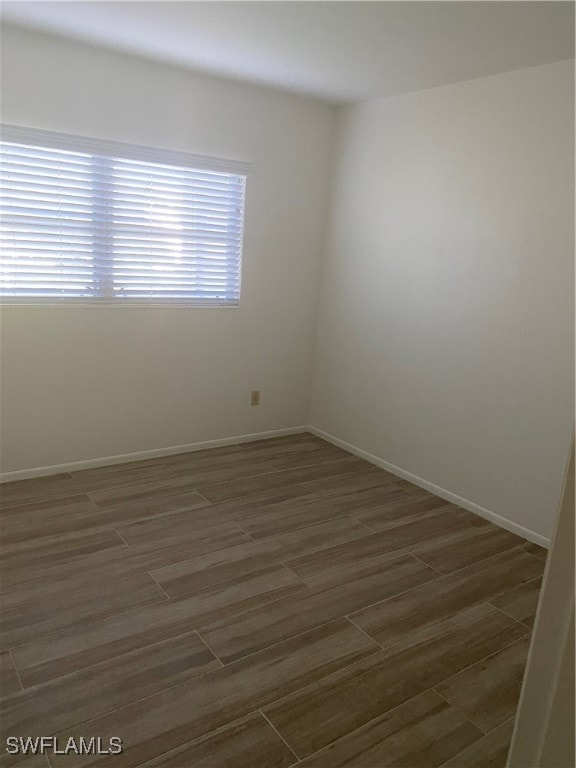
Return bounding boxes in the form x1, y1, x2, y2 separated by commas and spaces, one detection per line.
2, 1, 574, 104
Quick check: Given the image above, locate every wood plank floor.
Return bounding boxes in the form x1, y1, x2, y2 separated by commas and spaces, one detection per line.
0, 433, 547, 767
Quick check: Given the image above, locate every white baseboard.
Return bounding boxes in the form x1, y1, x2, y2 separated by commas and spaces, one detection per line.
0, 426, 309, 483
1, 422, 552, 548
309, 425, 550, 548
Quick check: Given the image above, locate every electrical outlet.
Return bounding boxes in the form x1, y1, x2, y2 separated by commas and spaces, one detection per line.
251, 390, 260, 406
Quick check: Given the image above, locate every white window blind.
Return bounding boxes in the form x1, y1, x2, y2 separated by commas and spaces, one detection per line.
0, 125, 248, 305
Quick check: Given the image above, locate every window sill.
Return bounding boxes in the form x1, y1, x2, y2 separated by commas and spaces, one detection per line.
0, 301, 241, 309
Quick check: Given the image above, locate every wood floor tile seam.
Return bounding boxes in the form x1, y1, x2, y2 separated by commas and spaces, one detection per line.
230, 520, 257, 541
349, 601, 530, 665
241, 511, 372, 553
260, 608, 528, 761
0, 560, 140, 606
267, 456, 366, 476
1, 492, 99, 518
191, 464, 294, 493
278, 548, 440, 592
4, 561, 309, 659
1, 526, 128, 557
7, 596, 526, 696
236, 435, 316, 450
0, 541, 532, 654
184, 559, 439, 664
0, 549, 126, 594
250, 512, 372, 549
4, 528, 528, 642
489, 614, 536, 633
192, 489, 212, 506
409, 552, 445, 576
114, 516, 380, 594
351, 518, 378, 533
321, 552, 444, 617
155, 558, 309, 605
191, 630, 225, 670
435, 716, 517, 768
485, 604, 535, 633
4, 625, 222, 698
2, 593, 171, 654
258, 508, 403, 561
0, 477, 75, 509
131, 684, 484, 768
16, 621, 381, 746
6, 648, 24, 694
295, 482, 312, 490
100, 498, 221, 535
259, 709, 300, 763
280, 506, 501, 581
1, 557, 168, 601
109, 704, 304, 768
495, 575, 543, 592
1, 499, 213, 551
240, 456, 374, 484
349, 500, 462, 527
203, 476, 367, 515
345, 616, 386, 652
195, 613, 381, 676
520, 548, 549, 564
9, 568, 307, 687
7, 640, 229, 740
129, 711, 301, 768
145, 514, 371, 585
79, 468, 182, 497
386, 514, 497, 553
520, 543, 549, 560
277, 686, 486, 765
3, 450, 338, 510
1, 505, 216, 561
424, 542, 535, 580
3, 468, 206, 509
146, 571, 173, 601
199, 478, 378, 524
174, 464, 286, 486
431, 687, 490, 735
194, 557, 444, 664
343, 544, 543, 619
398, 483, 429, 498
111, 527, 130, 547
426, 628, 531, 729
278, 560, 311, 583
1, 578, 171, 641
222, 486, 322, 520
86, 506, 213, 538
297, 475, 393, 500
85, 490, 196, 514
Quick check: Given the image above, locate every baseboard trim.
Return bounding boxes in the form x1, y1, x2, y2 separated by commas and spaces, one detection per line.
1, 423, 552, 548
0, 426, 309, 483
308, 425, 550, 548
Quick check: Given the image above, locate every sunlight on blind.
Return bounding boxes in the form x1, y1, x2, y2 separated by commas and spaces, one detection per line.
0, 129, 246, 305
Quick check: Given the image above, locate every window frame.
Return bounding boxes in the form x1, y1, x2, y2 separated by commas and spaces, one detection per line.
0, 124, 250, 308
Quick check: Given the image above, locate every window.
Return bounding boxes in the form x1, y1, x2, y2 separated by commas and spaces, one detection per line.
0, 125, 248, 305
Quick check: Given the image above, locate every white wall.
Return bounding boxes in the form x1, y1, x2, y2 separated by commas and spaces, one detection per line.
0, 26, 335, 472
1, 28, 572, 544
311, 61, 574, 540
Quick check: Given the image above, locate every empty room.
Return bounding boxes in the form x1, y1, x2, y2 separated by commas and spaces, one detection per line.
0, 2, 574, 767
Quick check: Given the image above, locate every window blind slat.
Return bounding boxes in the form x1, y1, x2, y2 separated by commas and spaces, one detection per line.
3, 166, 243, 192
3, 161, 244, 193
1, 128, 246, 304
